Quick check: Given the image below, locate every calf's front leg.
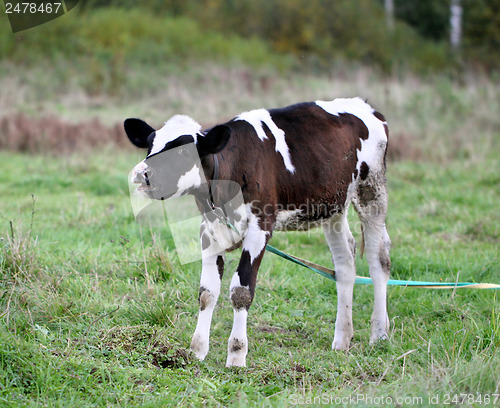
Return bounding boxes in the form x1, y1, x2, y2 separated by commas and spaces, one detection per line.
226, 216, 271, 367
191, 253, 224, 360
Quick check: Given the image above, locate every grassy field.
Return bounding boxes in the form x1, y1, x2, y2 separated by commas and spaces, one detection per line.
1, 64, 499, 406
1, 151, 499, 407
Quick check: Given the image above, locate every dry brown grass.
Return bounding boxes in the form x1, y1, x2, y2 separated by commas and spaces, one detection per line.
0, 62, 498, 162
0, 111, 419, 161
386, 131, 422, 162
0, 113, 127, 155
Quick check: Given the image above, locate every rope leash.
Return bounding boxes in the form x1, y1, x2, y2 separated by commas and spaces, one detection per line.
265, 244, 500, 290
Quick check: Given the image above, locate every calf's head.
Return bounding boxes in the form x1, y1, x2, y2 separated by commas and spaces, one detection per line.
125, 115, 230, 200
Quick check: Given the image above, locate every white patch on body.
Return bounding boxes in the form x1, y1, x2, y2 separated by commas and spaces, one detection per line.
172, 165, 202, 198
275, 209, 302, 226
201, 219, 241, 256
274, 209, 303, 231
229, 271, 247, 291
235, 109, 295, 173
149, 115, 201, 157
243, 211, 270, 262
232, 203, 250, 234
315, 98, 388, 175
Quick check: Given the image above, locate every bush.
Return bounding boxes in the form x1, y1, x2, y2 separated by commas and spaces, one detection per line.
2, 1, 493, 74
178, 0, 454, 74
0, 8, 283, 68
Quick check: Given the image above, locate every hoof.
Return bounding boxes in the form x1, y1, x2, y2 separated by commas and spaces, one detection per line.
225, 354, 246, 367
332, 337, 351, 352
370, 318, 389, 344
190, 334, 208, 361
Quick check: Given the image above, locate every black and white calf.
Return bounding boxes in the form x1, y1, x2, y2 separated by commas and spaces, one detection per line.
125, 97, 391, 367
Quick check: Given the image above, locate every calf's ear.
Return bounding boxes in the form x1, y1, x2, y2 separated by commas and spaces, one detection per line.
197, 125, 231, 156
124, 118, 155, 148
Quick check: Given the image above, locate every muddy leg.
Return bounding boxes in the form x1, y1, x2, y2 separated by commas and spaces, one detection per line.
191, 253, 224, 360
323, 214, 356, 351
226, 215, 271, 367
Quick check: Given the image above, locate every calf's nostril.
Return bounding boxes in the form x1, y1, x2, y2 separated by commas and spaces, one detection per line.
144, 172, 150, 186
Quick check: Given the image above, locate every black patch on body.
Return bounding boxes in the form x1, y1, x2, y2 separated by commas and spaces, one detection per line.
373, 111, 386, 122
236, 251, 253, 288
360, 162, 370, 180
242, 173, 248, 191
146, 134, 195, 159
358, 184, 377, 205
201, 233, 211, 251
268, 106, 366, 215
205, 102, 377, 233
380, 248, 391, 274
216, 255, 224, 279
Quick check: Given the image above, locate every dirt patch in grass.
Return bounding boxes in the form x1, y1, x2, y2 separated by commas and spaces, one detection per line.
256, 324, 288, 334
99, 325, 192, 369
148, 339, 192, 369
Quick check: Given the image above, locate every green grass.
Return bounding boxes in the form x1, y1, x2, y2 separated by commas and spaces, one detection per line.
0, 149, 498, 407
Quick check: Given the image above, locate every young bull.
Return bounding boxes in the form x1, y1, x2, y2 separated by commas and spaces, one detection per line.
125, 97, 391, 367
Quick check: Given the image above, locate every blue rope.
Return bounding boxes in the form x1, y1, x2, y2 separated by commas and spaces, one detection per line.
265, 244, 500, 290
219, 218, 499, 289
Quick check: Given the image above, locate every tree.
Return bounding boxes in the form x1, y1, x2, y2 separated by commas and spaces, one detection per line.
450, 0, 462, 50
384, 0, 394, 29
393, 0, 450, 42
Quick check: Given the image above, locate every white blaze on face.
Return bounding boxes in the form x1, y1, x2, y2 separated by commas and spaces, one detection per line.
235, 109, 295, 173
149, 115, 202, 157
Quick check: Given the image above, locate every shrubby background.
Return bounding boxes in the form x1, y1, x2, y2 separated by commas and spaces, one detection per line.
3, 0, 500, 73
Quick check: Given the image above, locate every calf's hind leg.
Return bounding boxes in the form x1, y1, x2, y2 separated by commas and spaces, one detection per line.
356, 181, 391, 344
323, 213, 357, 351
